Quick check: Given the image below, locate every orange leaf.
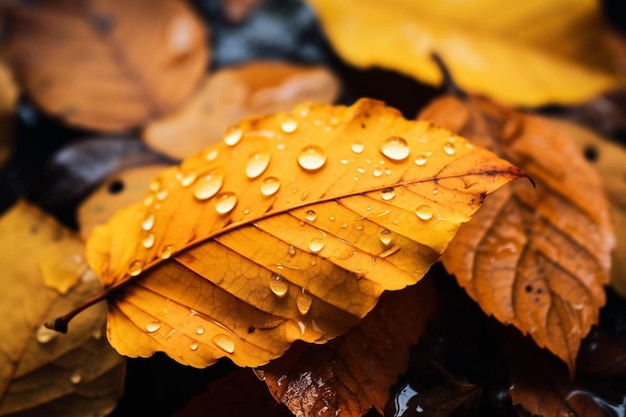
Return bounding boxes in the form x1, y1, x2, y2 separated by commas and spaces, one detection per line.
419, 96, 615, 373
85, 98, 522, 368
143, 61, 339, 159
256, 280, 436, 417
5, 0, 208, 131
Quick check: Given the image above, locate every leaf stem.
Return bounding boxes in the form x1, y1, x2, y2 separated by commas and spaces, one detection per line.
45, 289, 110, 333
430, 52, 466, 99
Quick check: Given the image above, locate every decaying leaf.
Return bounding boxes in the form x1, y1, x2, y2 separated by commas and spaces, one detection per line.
4, 0, 208, 131
78, 164, 172, 240
83, 99, 522, 368
308, 0, 623, 106
143, 61, 340, 159
419, 96, 614, 372
256, 280, 437, 417
0, 201, 125, 416
547, 118, 626, 299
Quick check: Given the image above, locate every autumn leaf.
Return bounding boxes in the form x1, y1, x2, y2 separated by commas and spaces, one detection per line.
0, 201, 125, 416
307, 0, 624, 106
78, 164, 172, 240
547, 118, 626, 299
4, 0, 208, 131
77, 98, 522, 369
419, 95, 614, 373
256, 280, 436, 417
0, 60, 18, 168
143, 61, 339, 159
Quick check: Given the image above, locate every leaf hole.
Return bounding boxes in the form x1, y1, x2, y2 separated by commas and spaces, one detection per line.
108, 179, 125, 195
583, 145, 599, 162
248, 326, 255, 334
524, 285, 533, 293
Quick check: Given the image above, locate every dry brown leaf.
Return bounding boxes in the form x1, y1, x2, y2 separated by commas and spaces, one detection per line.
256, 280, 437, 417
5, 0, 208, 131
546, 119, 626, 299
419, 96, 614, 373
78, 164, 172, 240
143, 61, 340, 159
0, 201, 125, 416
308, 0, 623, 106
82, 99, 522, 369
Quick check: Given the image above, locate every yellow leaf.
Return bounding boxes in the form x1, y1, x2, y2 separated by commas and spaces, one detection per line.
307, 0, 623, 106
0, 201, 125, 416
86, 99, 523, 368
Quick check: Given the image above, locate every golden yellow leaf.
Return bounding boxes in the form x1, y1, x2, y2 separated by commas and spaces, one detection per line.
143, 61, 340, 159
307, 0, 623, 106
5, 0, 208, 131
548, 118, 626, 299
78, 164, 172, 240
0, 201, 125, 416
85, 99, 522, 368
419, 96, 614, 372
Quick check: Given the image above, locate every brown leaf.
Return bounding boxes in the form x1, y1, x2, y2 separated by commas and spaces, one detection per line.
546, 119, 626, 299
83, 99, 522, 368
143, 61, 340, 159
419, 95, 614, 373
175, 369, 293, 417
78, 164, 172, 240
0, 201, 125, 416
5, 0, 209, 131
256, 280, 437, 417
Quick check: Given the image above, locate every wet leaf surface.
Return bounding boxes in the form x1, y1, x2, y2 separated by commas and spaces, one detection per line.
5, 0, 209, 131
0, 201, 125, 416
308, 0, 623, 106
420, 95, 615, 373
85, 99, 522, 369
143, 61, 339, 159
256, 280, 436, 417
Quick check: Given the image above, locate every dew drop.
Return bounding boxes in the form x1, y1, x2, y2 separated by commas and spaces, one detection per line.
379, 229, 394, 247
142, 213, 155, 231
180, 171, 197, 187
329, 215, 335, 221
380, 136, 410, 161
301, 191, 309, 201
414, 155, 427, 166
215, 192, 237, 214
340, 159, 349, 165
160, 244, 174, 260
70, 371, 82, 384
297, 145, 326, 171
305, 210, 317, 221
142, 233, 155, 249
308, 238, 325, 253
260, 177, 281, 196
381, 187, 395, 201
144, 195, 155, 206
36, 324, 58, 344
193, 174, 223, 201
270, 274, 289, 297
341, 223, 348, 228
351, 142, 364, 154
156, 190, 168, 201
212, 334, 235, 353
224, 126, 243, 146
288, 245, 296, 256
206, 149, 219, 161
196, 326, 205, 335
297, 289, 313, 315
373, 167, 383, 177
443, 143, 456, 155
128, 260, 144, 276
281, 116, 298, 133
149, 179, 160, 192
246, 151, 271, 179
146, 321, 161, 333
357, 167, 366, 174
189, 342, 199, 351
415, 205, 435, 221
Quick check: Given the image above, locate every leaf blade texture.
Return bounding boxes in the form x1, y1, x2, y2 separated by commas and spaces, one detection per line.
86, 99, 523, 368
420, 96, 615, 372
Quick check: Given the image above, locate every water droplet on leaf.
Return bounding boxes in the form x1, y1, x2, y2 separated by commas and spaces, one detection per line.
189, 342, 199, 351
414, 155, 427, 166
380, 136, 409, 161
215, 192, 237, 214
246, 152, 271, 179
179, 171, 197, 187
212, 334, 235, 353
443, 143, 456, 155
270, 274, 289, 297
146, 321, 161, 333
415, 205, 434, 221
281, 116, 298, 133
142, 213, 155, 231
297, 145, 326, 171
308, 238, 325, 253
160, 245, 174, 259
305, 210, 317, 221
128, 260, 144, 276
193, 174, 223, 201
195, 326, 205, 335
297, 289, 313, 315
224, 126, 243, 146
206, 149, 219, 161
379, 229, 394, 246
381, 187, 395, 201
142, 233, 155, 249
260, 177, 281, 196
351, 142, 364, 154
